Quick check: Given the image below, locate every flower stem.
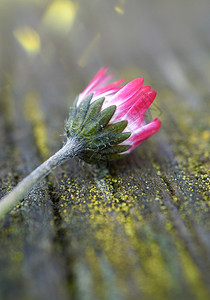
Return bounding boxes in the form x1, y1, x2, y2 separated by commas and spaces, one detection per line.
0, 139, 76, 219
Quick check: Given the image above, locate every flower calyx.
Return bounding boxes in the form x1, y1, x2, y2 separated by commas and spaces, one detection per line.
65, 94, 131, 163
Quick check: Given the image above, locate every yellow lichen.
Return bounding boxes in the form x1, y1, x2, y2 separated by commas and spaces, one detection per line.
24, 92, 49, 160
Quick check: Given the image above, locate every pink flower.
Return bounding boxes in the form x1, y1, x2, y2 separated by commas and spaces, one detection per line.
78, 67, 161, 154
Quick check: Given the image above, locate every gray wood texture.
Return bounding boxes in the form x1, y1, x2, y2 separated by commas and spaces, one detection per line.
0, 0, 209, 299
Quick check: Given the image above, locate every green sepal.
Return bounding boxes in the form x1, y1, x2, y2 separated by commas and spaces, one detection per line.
80, 105, 116, 136
77, 133, 131, 163
99, 144, 131, 154
101, 120, 128, 134
65, 95, 78, 136
77, 150, 126, 163
88, 132, 131, 149
82, 97, 105, 127
69, 94, 93, 134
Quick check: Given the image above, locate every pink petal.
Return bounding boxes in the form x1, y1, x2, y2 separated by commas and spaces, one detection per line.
112, 86, 153, 121
127, 89, 156, 117
105, 78, 144, 107
79, 67, 112, 103
111, 88, 157, 133
93, 79, 124, 98
123, 118, 161, 153
125, 90, 157, 126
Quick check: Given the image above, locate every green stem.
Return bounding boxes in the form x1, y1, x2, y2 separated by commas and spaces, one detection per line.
0, 139, 76, 219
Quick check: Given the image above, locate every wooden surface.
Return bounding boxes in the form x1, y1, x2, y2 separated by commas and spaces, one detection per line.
0, 0, 210, 299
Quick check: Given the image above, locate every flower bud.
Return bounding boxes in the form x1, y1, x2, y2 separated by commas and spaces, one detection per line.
65, 67, 161, 163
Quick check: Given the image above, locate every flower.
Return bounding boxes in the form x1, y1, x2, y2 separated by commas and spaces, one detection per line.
65, 67, 161, 163
0, 68, 161, 218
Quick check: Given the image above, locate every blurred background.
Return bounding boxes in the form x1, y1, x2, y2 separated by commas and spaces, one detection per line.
0, 2, 210, 299
0, 0, 209, 156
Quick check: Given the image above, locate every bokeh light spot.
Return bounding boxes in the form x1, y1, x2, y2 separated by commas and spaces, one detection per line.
114, 6, 124, 15
42, 0, 78, 34
13, 26, 40, 55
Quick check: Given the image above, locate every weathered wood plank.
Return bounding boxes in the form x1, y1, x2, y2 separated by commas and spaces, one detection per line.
0, 75, 70, 300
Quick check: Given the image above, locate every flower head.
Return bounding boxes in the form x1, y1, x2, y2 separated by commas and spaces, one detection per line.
65, 67, 161, 163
